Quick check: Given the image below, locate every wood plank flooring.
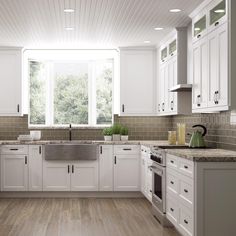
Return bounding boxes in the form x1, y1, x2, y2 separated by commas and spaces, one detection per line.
0, 198, 179, 236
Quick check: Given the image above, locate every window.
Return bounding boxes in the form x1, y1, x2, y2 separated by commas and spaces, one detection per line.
28, 51, 114, 127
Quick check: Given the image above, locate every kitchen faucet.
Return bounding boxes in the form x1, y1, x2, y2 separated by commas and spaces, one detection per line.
69, 124, 72, 141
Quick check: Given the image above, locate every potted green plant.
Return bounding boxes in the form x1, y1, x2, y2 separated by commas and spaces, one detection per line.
102, 127, 113, 141
120, 127, 129, 141
112, 124, 122, 141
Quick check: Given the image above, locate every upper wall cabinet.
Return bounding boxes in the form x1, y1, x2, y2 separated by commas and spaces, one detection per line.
157, 28, 192, 116
0, 48, 23, 116
190, 0, 235, 112
119, 48, 156, 116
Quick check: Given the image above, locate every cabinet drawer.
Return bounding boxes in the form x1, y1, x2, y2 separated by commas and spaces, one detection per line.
166, 154, 179, 170
114, 145, 140, 155
179, 204, 193, 236
1, 145, 28, 155
179, 176, 193, 207
166, 193, 178, 227
179, 158, 194, 178
166, 168, 179, 195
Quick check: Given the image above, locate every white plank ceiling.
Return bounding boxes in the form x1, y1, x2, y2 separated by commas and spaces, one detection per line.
0, 0, 204, 49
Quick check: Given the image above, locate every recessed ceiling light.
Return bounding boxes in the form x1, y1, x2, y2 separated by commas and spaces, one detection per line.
64, 8, 75, 13
195, 27, 201, 31
65, 27, 74, 31
154, 27, 164, 31
214, 9, 225, 13
169, 9, 181, 13
144, 40, 151, 43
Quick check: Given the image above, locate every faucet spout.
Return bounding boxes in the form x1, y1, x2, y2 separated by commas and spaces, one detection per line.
69, 124, 72, 141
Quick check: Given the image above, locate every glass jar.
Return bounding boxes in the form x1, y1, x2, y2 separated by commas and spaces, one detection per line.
168, 131, 177, 145
177, 123, 186, 145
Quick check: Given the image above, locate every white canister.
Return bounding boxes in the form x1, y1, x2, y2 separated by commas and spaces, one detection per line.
30, 130, 41, 140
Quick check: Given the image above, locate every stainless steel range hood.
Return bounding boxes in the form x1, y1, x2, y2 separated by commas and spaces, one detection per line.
169, 84, 192, 92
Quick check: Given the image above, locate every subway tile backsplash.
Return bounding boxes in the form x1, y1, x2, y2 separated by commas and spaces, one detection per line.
0, 112, 235, 150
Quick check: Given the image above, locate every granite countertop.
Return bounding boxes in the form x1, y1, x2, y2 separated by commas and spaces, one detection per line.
166, 148, 236, 162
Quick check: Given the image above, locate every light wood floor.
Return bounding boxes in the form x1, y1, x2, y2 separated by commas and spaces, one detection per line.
0, 198, 179, 236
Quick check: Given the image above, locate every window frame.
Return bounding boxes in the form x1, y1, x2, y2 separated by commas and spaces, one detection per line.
28, 58, 114, 128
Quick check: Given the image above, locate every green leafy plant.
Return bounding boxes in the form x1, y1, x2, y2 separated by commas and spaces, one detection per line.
120, 127, 128, 135
102, 127, 113, 136
112, 124, 122, 135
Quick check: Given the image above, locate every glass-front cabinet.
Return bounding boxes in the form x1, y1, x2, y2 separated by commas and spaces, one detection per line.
169, 39, 177, 57
209, 0, 227, 31
193, 15, 207, 39
161, 47, 168, 63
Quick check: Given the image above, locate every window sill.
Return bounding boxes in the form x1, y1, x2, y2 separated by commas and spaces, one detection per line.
28, 125, 112, 130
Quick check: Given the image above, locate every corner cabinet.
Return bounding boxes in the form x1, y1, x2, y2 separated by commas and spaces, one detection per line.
190, 0, 236, 112
119, 48, 156, 116
0, 48, 23, 116
157, 28, 192, 116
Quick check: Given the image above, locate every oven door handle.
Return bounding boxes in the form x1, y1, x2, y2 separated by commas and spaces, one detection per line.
150, 166, 163, 176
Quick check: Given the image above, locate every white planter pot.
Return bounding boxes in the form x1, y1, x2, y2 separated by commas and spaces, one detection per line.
112, 134, 121, 141
121, 135, 129, 141
104, 136, 112, 141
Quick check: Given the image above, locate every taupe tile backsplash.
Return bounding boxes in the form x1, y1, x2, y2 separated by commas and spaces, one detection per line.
0, 112, 235, 150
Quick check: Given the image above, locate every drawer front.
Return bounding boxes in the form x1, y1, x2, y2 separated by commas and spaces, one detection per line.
166, 168, 179, 195
166, 193, 178, 227
179, 204, 193, 236
114, 145, 140, 155
1, 145, 28, 155
166, 154, 179, 170
179, 158, 194, 178
179, 176, 193, 207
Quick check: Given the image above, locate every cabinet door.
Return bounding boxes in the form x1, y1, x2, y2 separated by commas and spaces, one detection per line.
168, 56, 178, 113
120, 50, 155, 115
159, 64, 166, 113
146, 160, 153, 202
114, 154, 140, 191
208, 23, 228, 108
192, 37, 208, 110
71, 161, 98, 191
43, 161, 70, 191
0, 49, 22, 116
140, 152, 147, 195
1, 154, 28, 191
99, 145, 113, 191
28, 145, 42, 191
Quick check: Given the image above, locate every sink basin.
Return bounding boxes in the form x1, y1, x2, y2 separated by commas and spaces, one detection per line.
157, 145, 212, 149
44, 143, 99, 160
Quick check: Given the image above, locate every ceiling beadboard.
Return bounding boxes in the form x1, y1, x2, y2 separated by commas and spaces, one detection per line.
0, 0, 204, 49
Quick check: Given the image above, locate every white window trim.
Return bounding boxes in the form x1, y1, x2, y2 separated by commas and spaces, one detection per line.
27, 56, 114, 128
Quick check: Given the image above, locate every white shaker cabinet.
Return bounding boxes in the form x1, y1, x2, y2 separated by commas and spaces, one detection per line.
120, 48, 156, 116
43, 161, 71, 191
1, 145, 28, 191
28, 145, 43, 191
114, 145, 140, 191
71, 161, 98, 191
99, 145, 113, 191
0, 48, 23, 116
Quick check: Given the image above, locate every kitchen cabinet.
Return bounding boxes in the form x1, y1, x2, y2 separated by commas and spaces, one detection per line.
0, 48, 23, 116
140, 146, 152, 202
1, 145, 28, 191
71, 161, 98, 191
28, 145, 43, 191
157, 28, 191, 116
43, 161, 71, 191
120, 48, 156, 116
43, 160, 98, 191
114, 145, 140, 191
99, 145, 113, 191
190, 0, 236, 112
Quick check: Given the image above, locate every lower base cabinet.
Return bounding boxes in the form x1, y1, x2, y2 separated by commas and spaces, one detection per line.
43, 160, 98, 191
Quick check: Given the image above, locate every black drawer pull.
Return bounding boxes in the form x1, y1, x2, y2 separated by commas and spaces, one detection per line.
184, 165, 188, 169
123, 148, 132, 151
184, 189, 188, 193
150, 190, 152, 193
10, 148, 19, 151
170, 181, 174, 185
170, 208, 174, 212
215, 21, 219, 27
197, 34, 201, 38
184, 219, 188, 224
170, 160, 174, 164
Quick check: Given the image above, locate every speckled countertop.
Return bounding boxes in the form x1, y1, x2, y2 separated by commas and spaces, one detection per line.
166, 148, 236, 162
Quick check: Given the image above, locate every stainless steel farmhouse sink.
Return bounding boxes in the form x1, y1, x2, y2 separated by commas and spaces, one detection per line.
44, 143, 99, 161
